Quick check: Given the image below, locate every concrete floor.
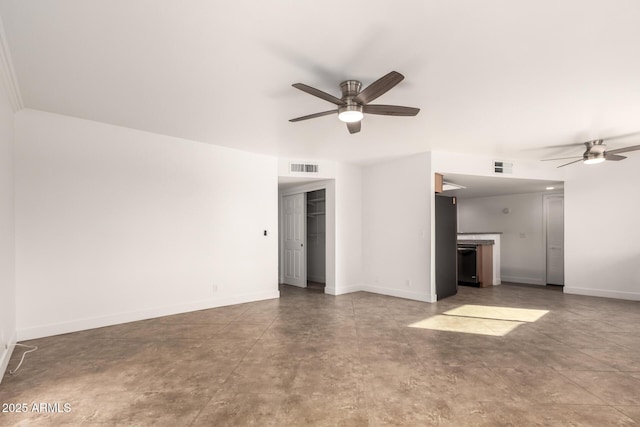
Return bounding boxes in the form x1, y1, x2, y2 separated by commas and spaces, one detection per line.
1, 284, 639, 426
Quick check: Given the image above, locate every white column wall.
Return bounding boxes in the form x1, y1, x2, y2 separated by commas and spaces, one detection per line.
334, 162, 363, 295
361, 152, 433, 302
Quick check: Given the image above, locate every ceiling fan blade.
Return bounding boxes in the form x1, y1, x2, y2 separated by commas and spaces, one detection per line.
289, 110, 337, 122
557, 159, 584, 168
292, 83, 345, 106
541, 156, 583, 162
347, 121, 361, 134
363, 105, 420, 116
603, 131, 640, 142
605, 154, 627, 161
606, 144, 640, 155
354, 71, 404, 104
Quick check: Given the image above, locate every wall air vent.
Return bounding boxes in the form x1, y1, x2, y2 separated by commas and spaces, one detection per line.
493, 160, 513, 174
290, 163, 319, 173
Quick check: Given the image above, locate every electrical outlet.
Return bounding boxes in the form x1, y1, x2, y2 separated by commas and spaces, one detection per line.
406, 279, 411, 287
212, 284, 218, 292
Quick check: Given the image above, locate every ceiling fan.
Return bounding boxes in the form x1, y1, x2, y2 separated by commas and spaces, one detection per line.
289, 71, 420, 134
541, 133, 640, 168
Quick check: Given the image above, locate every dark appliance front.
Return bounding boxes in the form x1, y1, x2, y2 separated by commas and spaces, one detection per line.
457, 245, 479, 285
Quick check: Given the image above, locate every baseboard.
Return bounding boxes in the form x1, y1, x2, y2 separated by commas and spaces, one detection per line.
564, 287, 640, 301
332, 284, 362, 296
324, 285, 338, 295
360, 284, 434, 303
307, 275, 325, 283
0, 331, 17, 384
17, 290, 280, 341
328, 283, 435, 302
501, 275, 545, 286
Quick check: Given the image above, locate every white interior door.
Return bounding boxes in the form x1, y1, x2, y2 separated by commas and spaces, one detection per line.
546, 195, 564, 285
283, 193, 306, 287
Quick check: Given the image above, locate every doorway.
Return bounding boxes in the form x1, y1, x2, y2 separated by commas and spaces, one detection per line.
306, 189, 326, 291
279, 186, 327, 292
544, 194, 564, 286
436, 173, 565, 289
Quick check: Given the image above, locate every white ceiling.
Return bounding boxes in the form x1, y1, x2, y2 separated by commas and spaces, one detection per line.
277, 176, 326, 191
2, 1, 640, 165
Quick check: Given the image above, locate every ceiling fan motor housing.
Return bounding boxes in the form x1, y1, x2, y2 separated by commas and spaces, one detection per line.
340, 80, 362, 98
338, 80, 363, 122
583, 140, 606, 164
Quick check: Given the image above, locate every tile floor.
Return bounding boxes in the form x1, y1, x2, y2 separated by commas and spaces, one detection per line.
1, 284, 639, 426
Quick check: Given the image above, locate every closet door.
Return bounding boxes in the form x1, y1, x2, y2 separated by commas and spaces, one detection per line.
283, 193, 306, 287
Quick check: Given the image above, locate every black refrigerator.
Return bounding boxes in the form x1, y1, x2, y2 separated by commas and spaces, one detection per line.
435, 195, 458, 300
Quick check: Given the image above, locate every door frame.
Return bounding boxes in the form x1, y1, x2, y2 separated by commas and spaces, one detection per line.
542, 193, 565, 286
279, 180, 335, 294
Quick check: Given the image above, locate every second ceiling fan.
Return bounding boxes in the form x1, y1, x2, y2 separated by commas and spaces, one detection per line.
289, 71, 420, 134
541, 133, 640, 167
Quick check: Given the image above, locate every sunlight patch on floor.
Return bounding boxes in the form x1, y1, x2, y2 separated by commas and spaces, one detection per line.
408, 305, 549, 336
444, 305, 549, 322
409, 315, 523, 336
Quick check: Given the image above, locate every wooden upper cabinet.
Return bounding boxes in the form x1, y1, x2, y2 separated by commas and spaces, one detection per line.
434, 173, 443, 193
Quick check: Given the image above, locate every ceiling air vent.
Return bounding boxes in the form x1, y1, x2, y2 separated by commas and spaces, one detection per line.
290, 163, 319, 173
493, 160, 513, 174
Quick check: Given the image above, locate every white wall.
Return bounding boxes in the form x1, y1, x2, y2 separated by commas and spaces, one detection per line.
564, 156, 640, 300
14, 109, 279, 340
458, 192, 548, 285
0, 71, 16, 381
362, 152, 433, 302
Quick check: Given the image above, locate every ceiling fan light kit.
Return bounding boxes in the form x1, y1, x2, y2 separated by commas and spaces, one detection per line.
338, 105, 364, 123
583, 154, 606, 165
289, 71, 420, 134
